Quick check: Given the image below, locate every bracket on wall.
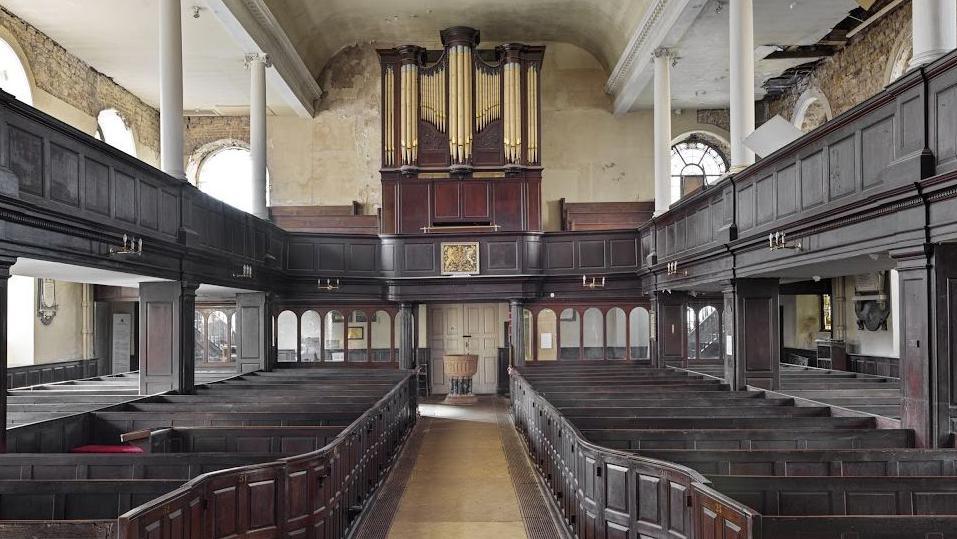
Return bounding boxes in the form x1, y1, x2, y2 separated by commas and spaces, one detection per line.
666, 261, 687, 276
318, 278, 341, 291
109, 234, 143, 256
769, 231, 803, 251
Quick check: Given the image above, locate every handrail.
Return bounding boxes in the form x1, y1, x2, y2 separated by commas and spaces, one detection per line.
510, 369, 761, 538
115, 371, 415, 538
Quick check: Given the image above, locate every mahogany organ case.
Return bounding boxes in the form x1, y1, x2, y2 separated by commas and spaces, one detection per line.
378, 27, 545, 234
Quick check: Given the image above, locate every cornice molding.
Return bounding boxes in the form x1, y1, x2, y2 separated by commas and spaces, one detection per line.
605, 0, 704, 114
209, 0, 323, 118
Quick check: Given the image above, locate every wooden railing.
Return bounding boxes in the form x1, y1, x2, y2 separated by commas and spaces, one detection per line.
510, 371, 758, 538
7, 358, 99, 388
114, 373, 415, 538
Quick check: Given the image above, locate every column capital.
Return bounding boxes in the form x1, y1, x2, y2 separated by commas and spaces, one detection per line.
244, 53, 272, 69
652, 47, 675, 59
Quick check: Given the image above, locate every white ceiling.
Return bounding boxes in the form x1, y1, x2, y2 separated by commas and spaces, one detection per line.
11, 258, 254, 296
634, 0, 858, 108
1, 0, 293, 115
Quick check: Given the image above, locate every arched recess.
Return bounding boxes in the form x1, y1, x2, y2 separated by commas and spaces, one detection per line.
300, 310, 322, 362
792, 87, 833, 132
559, 308, 580, 360
276, 310, 298, 363
606, 308, 626, 359
629, 307, 650, 360
207, 311, 229, 362
371, 310, 392, 362
324, 311, 344, 361
697, 306, 720, 359
536, 309, 557, 361
348, 311, 369, 362
686, 306, 698, 361
583, 308, 603, 360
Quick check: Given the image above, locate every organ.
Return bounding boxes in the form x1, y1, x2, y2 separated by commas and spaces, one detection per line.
378, 27, 545, 233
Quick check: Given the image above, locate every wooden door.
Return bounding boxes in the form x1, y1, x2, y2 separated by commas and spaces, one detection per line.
428, 303, 501, 395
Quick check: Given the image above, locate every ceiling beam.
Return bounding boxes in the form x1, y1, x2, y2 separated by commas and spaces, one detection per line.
206, 0, 322, 119
605, 0, 708, 115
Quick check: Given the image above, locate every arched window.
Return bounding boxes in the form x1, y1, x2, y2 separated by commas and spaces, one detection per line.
0, 37, 31, 105
605, 308, 626, 359
583, 308, 603, 360
628, 307, 650, 360
276, 310, 297, 363
558, 308, 579, 360
94, 109, 137, 156
300, 310, 321, 362
195, 146, 257, 214
671, 134, 728, 203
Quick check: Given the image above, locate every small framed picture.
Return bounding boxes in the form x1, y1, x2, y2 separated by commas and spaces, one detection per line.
347, 326, 364, 340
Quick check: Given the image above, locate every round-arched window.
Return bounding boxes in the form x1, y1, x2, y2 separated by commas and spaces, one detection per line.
195, 146, 256, 213
0, 37, 31, 105
670, 135, 728, 203
94, 109, 137, 156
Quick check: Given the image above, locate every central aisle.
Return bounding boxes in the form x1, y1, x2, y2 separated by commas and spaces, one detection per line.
386, 398, 528, 539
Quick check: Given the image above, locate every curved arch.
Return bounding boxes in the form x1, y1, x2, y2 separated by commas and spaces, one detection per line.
300, 310, 322, 362
191, 143, 269, 214
792, 87, 833, 132
95, 108, 137, 156
671, 133, 729, 203
276, 310, 298, 363
0, 32, 33, 105
628, 307, 650, 360
536, 309, 557, 361
885, 26, 913, 84
186, 139, 249, 184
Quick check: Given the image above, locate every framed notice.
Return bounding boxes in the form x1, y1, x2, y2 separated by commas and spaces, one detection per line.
112, 313, 132, 373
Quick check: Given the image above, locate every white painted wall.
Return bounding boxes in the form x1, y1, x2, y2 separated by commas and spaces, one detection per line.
7, 276, 34, 367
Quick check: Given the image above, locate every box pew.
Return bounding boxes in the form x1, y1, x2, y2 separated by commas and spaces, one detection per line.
0, 453, 274, 480
557, 405, 830, 418
758, 516, 957, 539
122, 426, 345, 454
0, 479, 184, 520
639, 449, 957, 476
708, 475, 957, 516
582, 428, 914, 450
89, 411, 358, 444
569, 415, 875, 430
548, 395, 794, 407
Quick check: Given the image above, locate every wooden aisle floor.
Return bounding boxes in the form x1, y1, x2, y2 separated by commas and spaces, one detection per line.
358, 395, 564, 539
386, 397, 526, 538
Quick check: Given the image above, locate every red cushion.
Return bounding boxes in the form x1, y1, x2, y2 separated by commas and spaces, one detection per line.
70, 444, 144, 454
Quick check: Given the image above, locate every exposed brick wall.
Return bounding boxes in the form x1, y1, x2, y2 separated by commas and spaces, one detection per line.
0, 7, 160, 153
184, 115, 250, 162
696, 109, 730, 133
766, 2, 911, 122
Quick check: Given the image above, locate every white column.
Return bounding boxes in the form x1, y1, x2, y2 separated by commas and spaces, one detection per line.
653, 48, 673, 216
247, 53, 270, 220
910, 0, 957, 69
729, 0, 755, 171
159, 0, 185, 180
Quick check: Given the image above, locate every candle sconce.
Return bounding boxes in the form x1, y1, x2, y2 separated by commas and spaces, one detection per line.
318, 278, 341, 291
232, 264, 254, 279
666, 261, 688, 276
769, 231, 803, 251
110, 234, 143, 256
582, 275, 606, 289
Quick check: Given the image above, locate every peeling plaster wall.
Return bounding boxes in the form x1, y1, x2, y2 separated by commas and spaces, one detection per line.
265, 42, 729, 229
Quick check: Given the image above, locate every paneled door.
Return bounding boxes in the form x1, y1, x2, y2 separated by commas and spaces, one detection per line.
429, 303, 501, 395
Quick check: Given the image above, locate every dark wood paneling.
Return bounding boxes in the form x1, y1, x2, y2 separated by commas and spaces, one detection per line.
49, 142, 79, 206
461, 181, 490, 219
399, 182, 430, 233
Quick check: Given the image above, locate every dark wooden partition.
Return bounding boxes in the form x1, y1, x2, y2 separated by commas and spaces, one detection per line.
115, 373, 415, 538
511, 371, 758, 538
7, 358, 99, 388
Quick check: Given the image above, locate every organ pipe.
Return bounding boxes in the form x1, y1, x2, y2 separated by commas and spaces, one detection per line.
400, 63, 419, 165
527, 64, 538, 163
384, 66, 395, 166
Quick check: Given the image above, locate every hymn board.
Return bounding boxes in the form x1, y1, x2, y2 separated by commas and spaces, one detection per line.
378, 27, 545, 234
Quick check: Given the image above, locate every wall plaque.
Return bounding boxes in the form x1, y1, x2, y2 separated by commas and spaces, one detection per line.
441, 242, 480, 275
